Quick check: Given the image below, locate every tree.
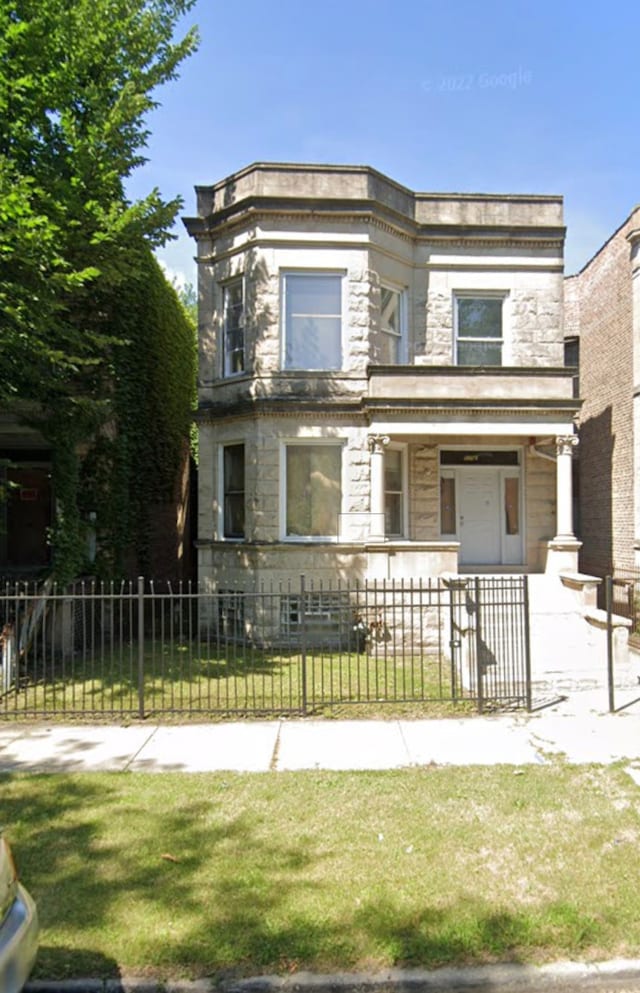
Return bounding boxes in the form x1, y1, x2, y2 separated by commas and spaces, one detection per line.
0, 0, 197, 401
0, 0, 198, 579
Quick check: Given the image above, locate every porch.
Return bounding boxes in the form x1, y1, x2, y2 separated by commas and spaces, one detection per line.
338, 435, 580, 581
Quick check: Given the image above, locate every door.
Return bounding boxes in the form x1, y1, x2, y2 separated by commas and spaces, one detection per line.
440, 456, 524, 567
459, 469, 501, 565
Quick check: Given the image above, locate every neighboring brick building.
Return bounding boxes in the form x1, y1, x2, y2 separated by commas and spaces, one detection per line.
184, 163, 580, 593
566, 206, 640, 578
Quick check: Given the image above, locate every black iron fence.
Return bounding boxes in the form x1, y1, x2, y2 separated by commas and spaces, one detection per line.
0, 575, 531, 719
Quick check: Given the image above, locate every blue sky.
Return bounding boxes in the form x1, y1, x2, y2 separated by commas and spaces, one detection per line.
126, 0, 640, 286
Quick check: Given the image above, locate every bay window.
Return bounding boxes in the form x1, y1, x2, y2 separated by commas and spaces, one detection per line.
222, 279, 245, 376
380, 285, 405, 363
285, 443, 342, 538
283, 273, 343, 370
222, 443, 245, 539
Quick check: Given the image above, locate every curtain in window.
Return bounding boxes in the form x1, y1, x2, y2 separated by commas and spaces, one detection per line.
286, 445, 341, 536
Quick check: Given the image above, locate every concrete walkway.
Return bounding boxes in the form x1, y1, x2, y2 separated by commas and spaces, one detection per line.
3, 689, 640, 774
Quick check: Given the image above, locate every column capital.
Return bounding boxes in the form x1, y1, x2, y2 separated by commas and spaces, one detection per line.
368, 433, 390, 455
555, 434, 579, 457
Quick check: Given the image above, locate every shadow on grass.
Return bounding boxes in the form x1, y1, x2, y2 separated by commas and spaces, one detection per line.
13, 644, 453, 718
1, 773, 603, 981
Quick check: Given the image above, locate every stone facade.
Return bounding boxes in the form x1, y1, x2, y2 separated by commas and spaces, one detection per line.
566, 206, 640, 577
184, 163, 579, 592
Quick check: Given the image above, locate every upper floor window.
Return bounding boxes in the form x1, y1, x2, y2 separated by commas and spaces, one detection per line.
222, 443, 245, 538
380, 286, 406, 363
283, 273, 342, 370
223, 279, 244, 376
564, 336, 579, 398
455, 295, 504, 366
284, 443, 342, 539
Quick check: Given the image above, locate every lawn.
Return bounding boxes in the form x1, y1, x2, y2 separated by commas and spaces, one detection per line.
6, 643, 468, 719
3, 764, 640, 981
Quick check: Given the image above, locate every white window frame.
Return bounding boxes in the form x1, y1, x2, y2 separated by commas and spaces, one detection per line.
384, 443, 408, 538
281, 270, 345, 371
453, 291, 509, 367
217, 442, 245, 541
280, 439, 344, 541
221, 276, 245, 377
379, 284, 407, 364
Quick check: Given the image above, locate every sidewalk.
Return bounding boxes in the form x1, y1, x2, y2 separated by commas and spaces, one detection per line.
3, 689, 640, 774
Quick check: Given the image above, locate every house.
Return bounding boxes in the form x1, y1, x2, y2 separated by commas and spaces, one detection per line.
565, 205, 640, 580
184, 163, 580, 595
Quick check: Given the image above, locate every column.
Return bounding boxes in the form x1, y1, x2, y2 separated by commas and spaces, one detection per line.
368, 434, 389, 540
554, 434, 578, 540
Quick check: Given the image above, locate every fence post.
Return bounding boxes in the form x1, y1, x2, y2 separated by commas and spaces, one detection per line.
606, 575, 614, 713
300, 574, 307, 716
137, 576, 145, 719
474, 577, 484, 714
523, 575, 532, 712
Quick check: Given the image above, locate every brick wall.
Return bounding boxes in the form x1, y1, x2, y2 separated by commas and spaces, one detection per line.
570, 214, 636, 576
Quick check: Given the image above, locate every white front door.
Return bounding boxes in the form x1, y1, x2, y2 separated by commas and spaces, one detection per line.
459, 469, 501, 565
441, 459, 524, 567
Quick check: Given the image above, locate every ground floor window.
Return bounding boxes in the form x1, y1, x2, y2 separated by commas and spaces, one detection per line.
222, 443, 245, 539
384, 446, 405, 537
285, 444, 342, 538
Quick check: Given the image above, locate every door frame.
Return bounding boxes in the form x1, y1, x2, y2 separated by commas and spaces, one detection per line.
438, 446, 525, 567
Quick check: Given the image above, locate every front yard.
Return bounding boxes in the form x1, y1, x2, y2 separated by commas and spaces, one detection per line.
3, 763, 640, 981
5, 644, 467, 719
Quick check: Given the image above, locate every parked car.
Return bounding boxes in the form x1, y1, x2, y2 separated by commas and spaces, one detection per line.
0, 833, 38, 992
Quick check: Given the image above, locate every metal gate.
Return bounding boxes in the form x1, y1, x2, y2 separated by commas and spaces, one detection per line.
449, 576, 532, 711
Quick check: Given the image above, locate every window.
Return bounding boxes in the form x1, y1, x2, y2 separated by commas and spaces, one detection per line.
217, 590, 245, 640
283, 273, 342, 370
223, 279, 244, 376
440, 475, 456, 535
564, 336, 579, 398
285, 444, 342, 538
455, 295, 504, 366
504, 476, 520, 536
223, 444, 245, 538
380, 286, 405, 363
384, 447, 405, 536
280, 592, 350, 647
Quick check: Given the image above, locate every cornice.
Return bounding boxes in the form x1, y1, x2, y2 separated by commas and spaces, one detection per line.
185, 198, 564, 251
196, 394, 581, 424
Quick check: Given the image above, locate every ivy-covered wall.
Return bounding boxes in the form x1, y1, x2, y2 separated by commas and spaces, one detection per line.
77, 249, 197, 581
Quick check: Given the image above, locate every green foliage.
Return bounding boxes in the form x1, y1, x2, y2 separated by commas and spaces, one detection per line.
80, 248, 197, 578
0, 0, 198, 579
5, 766, 640, 980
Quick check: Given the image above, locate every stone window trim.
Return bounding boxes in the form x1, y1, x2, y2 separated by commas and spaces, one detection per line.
280, 269, 347, 372
279, 438, 345, 542
218, 441, 245, 541
221, 276, 245, 378
453, 290, 510, 367
379, 283, 408, 364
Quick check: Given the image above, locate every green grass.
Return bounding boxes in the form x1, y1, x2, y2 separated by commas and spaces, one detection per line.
7, 643, 470, 720
3, 764, 640, 981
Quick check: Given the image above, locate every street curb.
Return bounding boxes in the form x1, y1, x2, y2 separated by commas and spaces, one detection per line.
23, 960, 640, 993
